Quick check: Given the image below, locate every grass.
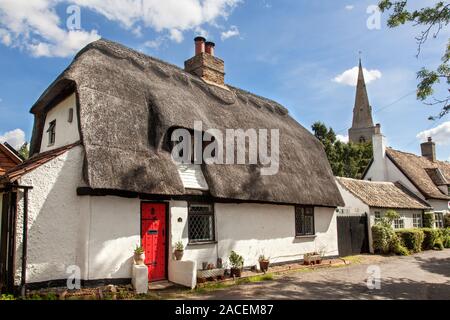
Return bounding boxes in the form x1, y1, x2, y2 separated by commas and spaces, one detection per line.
193, 273, 275, 295
341, 255, 364, 264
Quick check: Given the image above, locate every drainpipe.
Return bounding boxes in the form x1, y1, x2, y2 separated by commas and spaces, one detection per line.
7, 184, 33, 297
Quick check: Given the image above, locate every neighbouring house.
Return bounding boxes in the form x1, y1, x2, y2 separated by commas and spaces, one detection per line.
336, 177, 432, 253
0, 38, 344, 292
363, 131, 450, 228
0, 142, 22, 176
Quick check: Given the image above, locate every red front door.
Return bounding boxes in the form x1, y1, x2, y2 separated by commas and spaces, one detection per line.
141, 203, 167, 281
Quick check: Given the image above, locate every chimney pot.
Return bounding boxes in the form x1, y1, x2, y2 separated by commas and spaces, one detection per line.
428, 137, 432, 142
194, 36, 206, 55
205, 41, 215, 56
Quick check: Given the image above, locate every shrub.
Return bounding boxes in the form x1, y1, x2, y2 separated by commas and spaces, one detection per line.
372, 225, 394, 254
229, 251, 244, 269
422, 228, 440, 250
395, 229, 424, 253
390, 234, 409, 256
442, 228, 450, 248
444, 215, 450, 228
423, 212, 435, 228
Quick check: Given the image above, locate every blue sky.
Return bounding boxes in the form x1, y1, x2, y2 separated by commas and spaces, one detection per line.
0, 0, 449, 160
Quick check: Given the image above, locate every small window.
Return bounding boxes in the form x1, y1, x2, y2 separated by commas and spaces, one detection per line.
359, 136, 366, 143
188, 203, 215, 243
413, 213, 422, 228
68, 108, 74, 123
47, 120, 56, 146
435, 213, 444, 229
393, 215, 404, 229
295, 206, 315, 236
374, 211, 382, 223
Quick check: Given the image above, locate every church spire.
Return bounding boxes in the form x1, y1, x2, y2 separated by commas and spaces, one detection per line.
348, 58, 376, 143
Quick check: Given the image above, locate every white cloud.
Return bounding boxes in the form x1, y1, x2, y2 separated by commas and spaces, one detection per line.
333, 66, 382, 86
0, 128, 26, 149
345, 5, 354, 10
221, 25, 239, 40
0, 0, 241, 57
416, 121, 450, 146
336, 134, 349, 143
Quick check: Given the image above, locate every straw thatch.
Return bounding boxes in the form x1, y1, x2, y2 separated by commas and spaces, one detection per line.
337, 177, 431, 210
386, 148, 450, 200
28, 39, 344, 207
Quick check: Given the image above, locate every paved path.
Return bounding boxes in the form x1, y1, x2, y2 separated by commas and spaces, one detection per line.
190, 250, 450, 300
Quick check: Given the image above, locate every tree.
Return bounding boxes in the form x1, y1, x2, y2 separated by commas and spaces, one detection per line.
18, 142, 29, 160
311, 122, 372, 179
378, 1, 450, 119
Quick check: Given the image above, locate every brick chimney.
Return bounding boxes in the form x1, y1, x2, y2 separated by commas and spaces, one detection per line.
421, 137, 436, 162
185, 37, 225, 86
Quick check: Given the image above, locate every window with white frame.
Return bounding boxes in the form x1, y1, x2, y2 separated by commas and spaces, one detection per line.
435, 212, 444, 229
413, 213, 422, 228
374, 211, 382, 223
393, 215, 404, 229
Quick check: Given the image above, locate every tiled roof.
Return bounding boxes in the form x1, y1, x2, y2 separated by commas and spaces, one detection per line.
386, 148, 450, 200
0, 142, 81, 183
337, 177, 432, 210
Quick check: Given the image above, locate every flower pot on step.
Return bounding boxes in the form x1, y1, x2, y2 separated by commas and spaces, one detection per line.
174, 250, 184, 261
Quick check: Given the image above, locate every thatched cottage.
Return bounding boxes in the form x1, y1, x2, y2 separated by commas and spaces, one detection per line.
0, 38, 343, 292
363, 131, 450, 228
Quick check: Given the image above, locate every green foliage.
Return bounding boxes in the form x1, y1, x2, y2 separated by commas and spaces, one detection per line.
311, 122, 373, 179
442, 228, 450, 248
0, 294, 15, 300
395, 229, 424, 253
18, 142, 29, 160
422, 228, 441, 250
423, 212, 435, 228
229, 251, 244, 269
378, 1, 450, 119
444, 215, 450, 228
134, 245, 144, 255
174, 241, 184, 251
372, 225, 395, 254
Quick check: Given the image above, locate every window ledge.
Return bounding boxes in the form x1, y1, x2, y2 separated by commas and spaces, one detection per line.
295, 235, 317, 239
187, 241, 217, 246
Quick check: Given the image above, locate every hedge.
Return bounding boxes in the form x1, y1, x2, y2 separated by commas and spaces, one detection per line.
372, 225, 408, 255
395, 229, 424, 253
444, 215, 450, 228
439, 228, 450, 249
422, 212, 435, 228
422, 228, 442, 250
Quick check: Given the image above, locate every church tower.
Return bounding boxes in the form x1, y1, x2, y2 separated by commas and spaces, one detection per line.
348, 59, 377, 143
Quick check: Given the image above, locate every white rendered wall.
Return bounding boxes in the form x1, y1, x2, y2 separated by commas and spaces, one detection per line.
427, 199, 449, 215
170, 202, 339, 269
40, 93, 80, 153
14, 146, 85, 284
87, 196, 140, 280
336, 181, 370, 215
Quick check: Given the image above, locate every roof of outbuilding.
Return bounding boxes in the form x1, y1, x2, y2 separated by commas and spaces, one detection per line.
336, 177, 432, 210
27, 39, 344, 207
386, 148, 450, 200
0, 142, 80, 183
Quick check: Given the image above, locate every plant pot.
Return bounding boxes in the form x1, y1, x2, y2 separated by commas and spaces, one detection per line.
174, 250, 184, 261
259, 260, 270, 273
134, 253, 145, 265
304, 254, 321, 265
230, 267, 242, 278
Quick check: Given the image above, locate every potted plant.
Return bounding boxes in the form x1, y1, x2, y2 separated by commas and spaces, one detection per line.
229, 251, 244, 277
174, 241, 184, 261
134, 245, 145, 265
258, 255, 270, 273
303, 252, 321, 265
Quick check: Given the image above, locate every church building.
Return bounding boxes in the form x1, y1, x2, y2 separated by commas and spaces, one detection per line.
348, 59, 378, 144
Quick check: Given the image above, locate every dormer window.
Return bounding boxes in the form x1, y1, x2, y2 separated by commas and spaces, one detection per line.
47, 120, 56, 146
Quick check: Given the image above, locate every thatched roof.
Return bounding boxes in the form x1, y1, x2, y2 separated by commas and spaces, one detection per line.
386, 148, 450, 200
28, 39, 344, 207
337, 177, 431, 210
